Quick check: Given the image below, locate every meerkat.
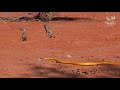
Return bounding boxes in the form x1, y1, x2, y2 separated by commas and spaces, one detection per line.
43, 24, 55, 38
19, 27, 27, 41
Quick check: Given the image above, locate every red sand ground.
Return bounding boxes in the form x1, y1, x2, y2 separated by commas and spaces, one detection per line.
0, 12, 120, 78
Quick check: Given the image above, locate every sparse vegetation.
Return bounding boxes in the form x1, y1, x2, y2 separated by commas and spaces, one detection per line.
0, 12, 55, 22
36, 12, 55, 22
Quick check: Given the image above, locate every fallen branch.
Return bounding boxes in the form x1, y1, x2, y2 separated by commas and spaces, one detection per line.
0, 16, 39, 22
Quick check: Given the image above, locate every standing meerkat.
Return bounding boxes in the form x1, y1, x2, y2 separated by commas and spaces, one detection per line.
43, 24, 55, 38
19, 27, 27, 41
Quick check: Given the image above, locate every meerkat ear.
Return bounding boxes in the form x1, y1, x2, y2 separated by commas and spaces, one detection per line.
44, 25, 46, 27
20, 27, 25, 31
18, 28, 22, 31
18, 27, 22, 30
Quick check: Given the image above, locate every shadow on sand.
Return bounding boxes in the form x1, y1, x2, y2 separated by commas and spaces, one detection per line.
51, 17, 94, 21
29, 64, 86, 78
95, 65, 120, 78
19, 62, 86, 78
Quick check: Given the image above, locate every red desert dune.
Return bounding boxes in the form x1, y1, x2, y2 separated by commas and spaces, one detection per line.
0, 12, 119, 78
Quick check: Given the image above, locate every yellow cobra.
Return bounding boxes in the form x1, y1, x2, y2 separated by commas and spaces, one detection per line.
43, 58, 120, 66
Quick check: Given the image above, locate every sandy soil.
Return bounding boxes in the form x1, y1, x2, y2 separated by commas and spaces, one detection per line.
0, 12, 120, 78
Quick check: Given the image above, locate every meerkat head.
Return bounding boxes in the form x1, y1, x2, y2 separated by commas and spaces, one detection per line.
44, 25, 47, 28
19, 27, 25, 31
